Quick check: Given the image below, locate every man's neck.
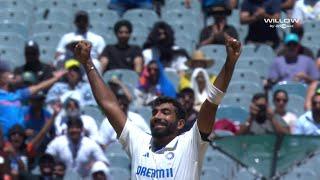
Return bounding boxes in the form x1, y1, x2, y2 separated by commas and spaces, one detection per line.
275, 109, 286, 116
152, 134, 177, 152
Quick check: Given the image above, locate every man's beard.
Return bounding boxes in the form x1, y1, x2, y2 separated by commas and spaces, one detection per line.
151, 119, 177, 138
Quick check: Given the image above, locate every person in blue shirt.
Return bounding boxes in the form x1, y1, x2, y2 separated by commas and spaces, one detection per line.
0, 60, 66, 136
108, 0, 153, 16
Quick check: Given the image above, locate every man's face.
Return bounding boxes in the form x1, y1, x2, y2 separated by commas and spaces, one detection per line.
66, 100, 80, 117
150, 103, 179, 138
196, 72, 206, 90
273, 92, 288, 110
116, 26, 130, 44
67, 125, 82, 142
158, 28, 166, 42
66, 68, 81, 85
148, 63, 159, 85
0, 72, 15, 88
25, 48, 39, 63
179, 93, 194, 111
285, 42, 299, 59
92, 171, 107, 180
312, 95, 320, 115
75, 17, 88, 32
53, 164, 65, 178
10, 132, 24, 149
40, 161, 54, 176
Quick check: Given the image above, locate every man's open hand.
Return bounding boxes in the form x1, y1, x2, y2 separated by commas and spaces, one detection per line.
225, 33, 241, 63
74, 40, 92, 64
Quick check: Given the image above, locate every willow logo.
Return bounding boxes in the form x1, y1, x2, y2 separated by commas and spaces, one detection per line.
264, 18, 299, 29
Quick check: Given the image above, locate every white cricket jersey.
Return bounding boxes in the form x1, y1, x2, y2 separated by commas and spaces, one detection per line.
119, 119, 209, 180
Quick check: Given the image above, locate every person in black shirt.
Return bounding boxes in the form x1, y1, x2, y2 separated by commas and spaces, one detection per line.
14, 41, 55, 83
240, 0, 281, 49
99, 20, 143, 74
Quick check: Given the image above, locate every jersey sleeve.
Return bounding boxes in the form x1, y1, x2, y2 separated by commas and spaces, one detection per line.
119, 119, 149, 158
184, 121, 209, 150
13, 88, 31, 101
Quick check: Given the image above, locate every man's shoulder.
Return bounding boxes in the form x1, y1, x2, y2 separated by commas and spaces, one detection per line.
51, 135, 68, 145
87, 31, 104, 40
81, 136, 100, 147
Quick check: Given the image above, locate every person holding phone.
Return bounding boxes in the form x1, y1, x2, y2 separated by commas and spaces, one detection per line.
237, 93, 290, 135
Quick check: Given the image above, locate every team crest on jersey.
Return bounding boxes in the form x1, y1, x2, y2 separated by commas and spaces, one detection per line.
165, 152, 174, 160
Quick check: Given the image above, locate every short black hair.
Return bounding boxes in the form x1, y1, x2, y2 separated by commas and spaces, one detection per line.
55, 161, 66, 169
66, 116, 83, 129
8, 124, 25, 138
74, 10, 89, 23
39, 153, 55, 165
117, 94, 130, 105
178, 88, 195, 97
151, 96, 186, 120
114, 20, 132, 34
251, 93, 267, 102
273, 89, 288, 101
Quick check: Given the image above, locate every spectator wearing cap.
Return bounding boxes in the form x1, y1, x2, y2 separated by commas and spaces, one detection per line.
55, 11, 105, 68
277, 33, 314, 60
108, 0, 153, 16
198, 1, 238, 46
0, 60, 66, 136
54, 97, 99, 141
23, 91, 55, 152
46, 59, 96, 106
14, 41, 55, 84
177, 88, 198, 132
99, 20, 143, 74
240, 0, 281, 49
3, 104, 59, 174
292, 0, 320, 28
46, 117, 109, 178
267, 34, 319, 85
90, 161, 111, 180
179, 50, 216, 91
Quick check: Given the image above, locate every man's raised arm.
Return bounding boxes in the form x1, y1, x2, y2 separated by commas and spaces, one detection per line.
74, 41, 127, 136
198, 34, 241, 134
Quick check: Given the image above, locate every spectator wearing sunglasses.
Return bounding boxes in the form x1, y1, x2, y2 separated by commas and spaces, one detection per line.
294, 93, 320, 135
273, 89, 297, 133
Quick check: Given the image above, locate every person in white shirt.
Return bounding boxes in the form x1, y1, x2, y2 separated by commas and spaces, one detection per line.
294, 93, 320, 135
55, 10, 105, 71
74, 34, 241, 180
46, 117, 108, 178
292, 0, 320, 27
54, 97, 99, 140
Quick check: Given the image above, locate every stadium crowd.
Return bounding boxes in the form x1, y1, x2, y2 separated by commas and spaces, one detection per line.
0, 0, 320, 179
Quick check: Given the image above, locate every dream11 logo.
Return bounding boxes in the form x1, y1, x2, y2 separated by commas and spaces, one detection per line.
264, 18, 299, 29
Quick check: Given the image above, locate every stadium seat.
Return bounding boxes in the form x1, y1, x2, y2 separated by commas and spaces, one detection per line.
236, 25, 248, 43
0, 22, 28, 38
89, 10, 119, 28
236, 58, 269, 79
241, 44, 275, 63
32, 33, 61, 48
301, 32, 320, 48
32, 21, 70, 36
221, 93, 252, 108
0, 33, 26, 48
103, 69, 139, 88
170, 22, 200, 41
130, 106, 152, 124
234, 168, 256, 180
216, 105, 249, 123
228, 81, 263, 95
107, 153, 131, 169
123, 9, 159, 29
38, 46, 56, 65
105, 142, 125, 154
0, 9, 30, 25
82, 105, 105, 126
34, 0, 73, 12
232, 70, 261, 84
129, 34, 147, 47
90, 22, 113, 40
164, 69, 180, 91
227, 9, 240, 26
0, 47, 24, 68
199, 44, 227, 73
283, 168, 318, 180
201, 166, 224, 180
272, 81, 307, 98
162, 10, 201, 27
75, 0, 108, 12
175, 35, 195, 55
304, 21, 320, 33
35, 9, 73, 23
203, 151, 237, 178
286, 94, 305, 117
110, 167, 130, 180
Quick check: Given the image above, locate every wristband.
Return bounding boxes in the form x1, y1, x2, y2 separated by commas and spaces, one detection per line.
207, 84, 225, 105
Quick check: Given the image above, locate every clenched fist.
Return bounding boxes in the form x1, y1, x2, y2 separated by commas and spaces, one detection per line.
74, 40, 92, 64
225, 33, 241, 63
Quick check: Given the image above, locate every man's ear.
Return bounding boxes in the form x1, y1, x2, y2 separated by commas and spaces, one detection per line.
177, 119, 186, 131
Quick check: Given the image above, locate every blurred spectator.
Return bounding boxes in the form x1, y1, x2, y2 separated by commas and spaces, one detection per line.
109, 0, 153, 16
213, 118, 238, 135
143, 21, 189, 73
190, 68, 211, 111
240, 0, 281, 48
0, 60, 66, 136
281, 0, 295, 11
46, 117, 109, 178
0, 129, 11, 179
304, 80, 320, 110
179, 50, 216, 90
199, 2, 238, 46
98, 94, 150, 149
184, 0, 237, 11
273, 89, 297, 132
99, 20, 143, 73
237, 93, 290, 135
108, 78, 133, 102
277, 33, 314, 59
294, 92, 320, 135
19, 153, 61, 180
267, 39, 319, 84
90, 161, 111, 180
4, 105, 58, 174
14, 41, 55, 83
23, 91, 55, 153
46, 59, 96, 106
292, 0, 320, 27
135, 60, 176, 105
54, 97, 99, 140
177, 88, 198, 132
53, 161, 66, 179
55, 11, 105, 71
